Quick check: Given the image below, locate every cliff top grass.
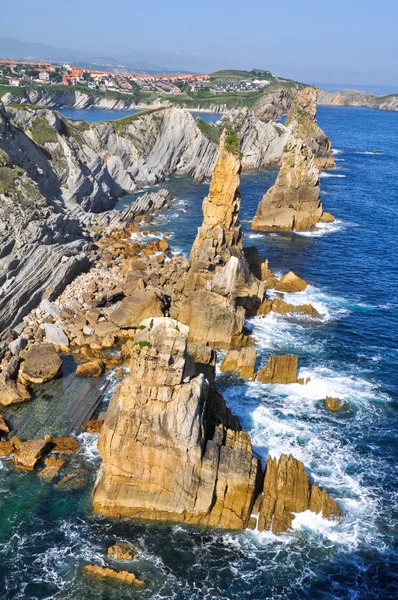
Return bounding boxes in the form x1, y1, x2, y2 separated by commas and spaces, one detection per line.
196, 117, 222, 144
30, 115, 58, 146
111, 107, 166, 133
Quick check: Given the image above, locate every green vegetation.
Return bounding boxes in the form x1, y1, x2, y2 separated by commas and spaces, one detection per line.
224, 130, 242, 157
111, 108, 162, 134
0, 148, 10, 167
133, 341, 152, 348
30, 116, 58, 146
209, 69, 272, 82
196, 118, 222, 144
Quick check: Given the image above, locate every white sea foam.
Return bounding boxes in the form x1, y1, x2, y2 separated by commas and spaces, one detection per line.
332, 148, 342, 155
294, 220, 346, 237
319, 172, 346, 178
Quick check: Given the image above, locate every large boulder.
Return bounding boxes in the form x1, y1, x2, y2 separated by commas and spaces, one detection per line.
20, 343, 63, 383
256, 354, 298, 384
257, 298, 319, 318
109, 289, 163, 329
107, 542, 137, 561
11, 435, 52, 470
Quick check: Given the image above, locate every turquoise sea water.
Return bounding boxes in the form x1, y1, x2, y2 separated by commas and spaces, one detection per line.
1, 106, 397, 599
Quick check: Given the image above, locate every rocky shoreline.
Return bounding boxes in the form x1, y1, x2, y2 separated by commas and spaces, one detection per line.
0, 85, 345, 586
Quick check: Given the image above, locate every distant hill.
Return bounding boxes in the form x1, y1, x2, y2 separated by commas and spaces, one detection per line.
0, 37, 195, 75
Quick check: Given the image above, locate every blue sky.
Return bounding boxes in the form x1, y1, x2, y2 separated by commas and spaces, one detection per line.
1, 0, 396, 86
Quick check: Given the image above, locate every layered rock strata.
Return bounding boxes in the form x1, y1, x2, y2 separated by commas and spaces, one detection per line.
285, 87, 335, 169
93, 317, 340, 532
172, 131, 264, 348
251, 137, 323, 232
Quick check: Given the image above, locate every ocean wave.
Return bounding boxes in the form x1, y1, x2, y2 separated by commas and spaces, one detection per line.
295, 220, 346, 237
319, 172, 347, 178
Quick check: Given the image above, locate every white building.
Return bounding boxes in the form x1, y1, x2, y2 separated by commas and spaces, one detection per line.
39, 71, 50, 82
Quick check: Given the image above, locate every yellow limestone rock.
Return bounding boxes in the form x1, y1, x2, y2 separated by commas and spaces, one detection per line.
220, 348, 257, 379
256, 355, 298, 384
274, 271, 307, 293
285, 87, 335, 170
256, 454, 341, 534
83, 565, 144, 585
251, 137, 322, 232
93, 317, 263, 530
174, 131, 264, 349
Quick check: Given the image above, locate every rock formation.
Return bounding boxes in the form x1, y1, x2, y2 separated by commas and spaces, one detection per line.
285, 87, 335, 169
84, 565, 144, 585
257, 454, 341, 534
317, 87, 398, 113
0, 102, 295, 334
251, 137, 323, 232
256, 354, 299, 384
93, 317, 340, 532
274, 271, 308, 293
257, 298, 320, 319
220, 348, 257, 379
172, 131, 264, 348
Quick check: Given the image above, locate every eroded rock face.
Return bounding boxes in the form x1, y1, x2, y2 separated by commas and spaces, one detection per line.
257, 454, 341, 534
84, 565, 144, 585
256, 355, 298, 384
285, 87, 335, 169
251, 138, 323, 232
173, 132, 264, 349
257, 298, 320, 319
11, 435, 51, 470
93, 317, 263, 529
220, 348, 257, 379
93, 317, 339, 533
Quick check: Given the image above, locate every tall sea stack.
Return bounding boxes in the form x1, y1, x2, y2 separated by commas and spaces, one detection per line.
171, 130, 264, 348
93, 317, 341, 532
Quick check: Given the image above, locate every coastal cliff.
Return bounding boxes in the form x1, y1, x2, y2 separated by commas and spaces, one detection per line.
93, 317, 340, 532
0, 102, 293, 333
317, 87, 398, 112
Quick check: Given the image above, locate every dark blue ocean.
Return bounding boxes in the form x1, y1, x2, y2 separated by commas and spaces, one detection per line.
1, 106, 397, 599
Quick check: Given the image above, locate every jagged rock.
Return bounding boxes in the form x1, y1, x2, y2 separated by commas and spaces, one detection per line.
251, 137, 322, 232
324, 397, 347, 412
257, 355, 298, 384
285, 87, 335, 169
38, 456, 66, 482
83, 565, 144, 585
257, 298, 320, 318
274, 271, 307, 293
0, 440, 14, 456
56, 468, 88, 490
93, 317, 262, 529
20, 343, 62, 383
84, 417, 104, 433
220, 348, 257, 379
75, 360, 104, 378
257, 454, 340, 533
93, 317, 339, 533
0, 414, 10, 435
11, 435, 52, 470
108, 542, 137, 561
50, 437, 80, 454
94, 322, 120, 338
109, 289, 164, 329
0, 376, 31, 406
40, 299, 61, 319
174, 131, 264, 348
320, 212, 335, 223
44, 323, 69, 347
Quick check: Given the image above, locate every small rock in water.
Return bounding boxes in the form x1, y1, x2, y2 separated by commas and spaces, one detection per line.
108, 541, 137, 560
83, 564, 144, 585
275, 271, 307, 293
0, 440, 14, 456
84, 418, 104, 433
11, 435, 52, 470
56, 468, 89, 491
21, 344, 63, 384
50, 437, 81, 454
324, 396, 347, 412
38, 456, 66, 482
75, 360, 104, 378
